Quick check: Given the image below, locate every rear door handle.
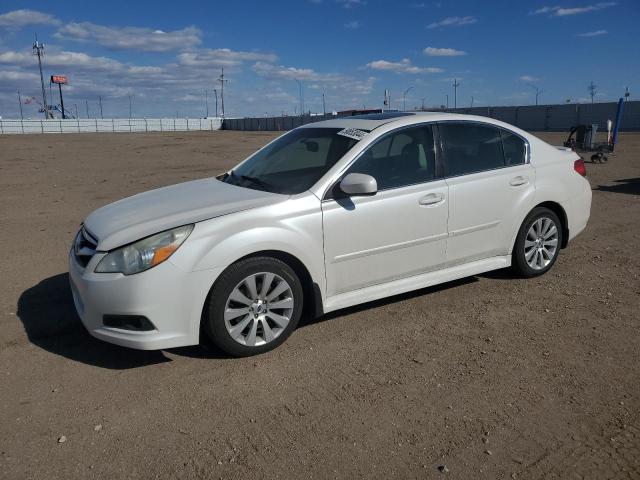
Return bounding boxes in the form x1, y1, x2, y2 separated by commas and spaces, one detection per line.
418, 193, 445, 206
509, 176, 529, 186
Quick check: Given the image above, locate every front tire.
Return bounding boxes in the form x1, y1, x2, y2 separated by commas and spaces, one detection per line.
204, 257, 303, 357
512, 207, 563, 278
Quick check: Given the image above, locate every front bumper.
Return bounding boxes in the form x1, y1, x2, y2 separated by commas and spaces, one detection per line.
68, 249, 219, 350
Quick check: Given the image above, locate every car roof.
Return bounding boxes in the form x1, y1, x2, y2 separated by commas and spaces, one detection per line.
301, 111, 499, 131
299, 112, 536, 142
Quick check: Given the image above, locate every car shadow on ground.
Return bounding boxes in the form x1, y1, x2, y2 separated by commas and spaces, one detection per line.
596, 177, 640, 196
18, 272, 480, 367
17, 273, 172, 369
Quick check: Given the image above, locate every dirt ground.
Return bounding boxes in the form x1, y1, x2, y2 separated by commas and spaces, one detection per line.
0, 130, 639, 479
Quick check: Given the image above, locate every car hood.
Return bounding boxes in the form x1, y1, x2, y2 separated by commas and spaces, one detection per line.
83, 178, 287, 251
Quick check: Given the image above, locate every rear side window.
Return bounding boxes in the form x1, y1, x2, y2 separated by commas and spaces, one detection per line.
346, 124, 436, 190
500, 130, 526, 165
439, 123, 504, 177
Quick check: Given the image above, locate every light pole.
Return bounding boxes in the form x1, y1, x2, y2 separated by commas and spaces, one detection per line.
205, 90, 209, 117
99, 96, 103, 119
421, 97, 426, 111
18, 91, 23, 120
322, 93, 326, 115
588, 81, 597, 104
128, 94, 133, 118
445, 94, 449, 109
213, 89, 218, 117
403, 86, 413, 111
527, 84, 542, 105
217, 68, 228, 117
453, 78, 460, 109
85, 99, 89, 118
295, 79, 304, 117
33, 36, 51, 119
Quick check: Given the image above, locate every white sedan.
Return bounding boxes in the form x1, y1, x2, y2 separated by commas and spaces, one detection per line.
68, 112, 592, 356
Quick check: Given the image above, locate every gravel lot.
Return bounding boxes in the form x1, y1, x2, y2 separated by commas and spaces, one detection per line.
1, 130, 639, 479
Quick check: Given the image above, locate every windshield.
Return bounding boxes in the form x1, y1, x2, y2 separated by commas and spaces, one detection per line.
220, 127, 364, 194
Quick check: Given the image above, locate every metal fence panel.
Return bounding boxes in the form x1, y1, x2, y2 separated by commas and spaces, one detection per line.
0, 117, 222, 135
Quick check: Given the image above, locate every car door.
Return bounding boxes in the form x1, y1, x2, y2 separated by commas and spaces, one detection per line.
438, 122, 536, 265
321, 124, 449, 297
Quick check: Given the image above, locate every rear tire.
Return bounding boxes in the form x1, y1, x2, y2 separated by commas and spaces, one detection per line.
203, 256, 303, 357
511, 207, 563, 278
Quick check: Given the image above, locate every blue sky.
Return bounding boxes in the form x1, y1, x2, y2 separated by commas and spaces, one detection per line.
0, 0, 638, 118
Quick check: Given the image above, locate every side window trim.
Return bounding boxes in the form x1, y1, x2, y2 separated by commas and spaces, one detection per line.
437, 120, 531, 179
322, 121, 443, 201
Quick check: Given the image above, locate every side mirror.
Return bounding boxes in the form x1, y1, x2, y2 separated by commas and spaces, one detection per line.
339, 173, 377, 196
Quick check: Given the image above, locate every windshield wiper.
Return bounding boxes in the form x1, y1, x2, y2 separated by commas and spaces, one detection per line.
239, 174, 273, 190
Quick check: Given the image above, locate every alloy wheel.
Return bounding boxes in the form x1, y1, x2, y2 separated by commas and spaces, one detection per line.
223, 272, 294, 347
524, 217, 559, 270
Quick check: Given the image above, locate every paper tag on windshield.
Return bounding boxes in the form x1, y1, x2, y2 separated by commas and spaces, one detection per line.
337, 128, 368, 141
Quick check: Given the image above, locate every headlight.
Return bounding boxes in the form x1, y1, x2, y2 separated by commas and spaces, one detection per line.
95, 224, 194, 275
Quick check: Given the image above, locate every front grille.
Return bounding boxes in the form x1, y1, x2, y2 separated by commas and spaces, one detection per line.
73, 226, 98, 268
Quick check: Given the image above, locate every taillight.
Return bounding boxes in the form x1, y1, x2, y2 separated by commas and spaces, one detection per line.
574, 158, 587, 176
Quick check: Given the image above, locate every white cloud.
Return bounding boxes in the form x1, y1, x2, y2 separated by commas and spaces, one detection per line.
427, 16, 476, 29
0, 9, 60, 29
424, 47, 467, 57
0, 70, 39, 81
336, 0, 366, 8
252, 61, 343, 82
55, 22, 202, 52
519, 75, 540, 82
576, 29, 608, 36
344, 20, 361, 29
365, 58, 443, 74
178, 49, 277, 68
531, 2, 617, 16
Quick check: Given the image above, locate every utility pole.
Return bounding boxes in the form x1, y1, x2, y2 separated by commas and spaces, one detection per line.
218, 68, 228, 117
421, 97, 426, 111
213, 89, 218, 117
205, 90, 209, 117
99, 96, 103, 119
588, 81, 597, 103
128, 94, 133, 118
403, 86, 413, 111
322, 93, 326, 115
85, 99, 89, 118
74, 104, 78, 119
295, 79, 304, 118
624, 86, 630, 102
453, 78, 460, 109
527, 84, 542, 105
445, 94, 449, 109
18, 91, 24, 120
470, 96, 474, 108
33, 36, 51, 119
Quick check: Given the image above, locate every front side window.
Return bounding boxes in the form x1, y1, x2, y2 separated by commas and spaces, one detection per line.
345, 124, 436, 190
439, 123, 504, 177
222, 128, 361, 194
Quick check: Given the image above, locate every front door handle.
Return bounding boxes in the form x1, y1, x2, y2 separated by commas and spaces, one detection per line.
418, 193, 445, 206
510, 176, 529, 187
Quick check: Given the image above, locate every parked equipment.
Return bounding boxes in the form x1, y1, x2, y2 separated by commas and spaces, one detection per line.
563, 98, 625, 163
